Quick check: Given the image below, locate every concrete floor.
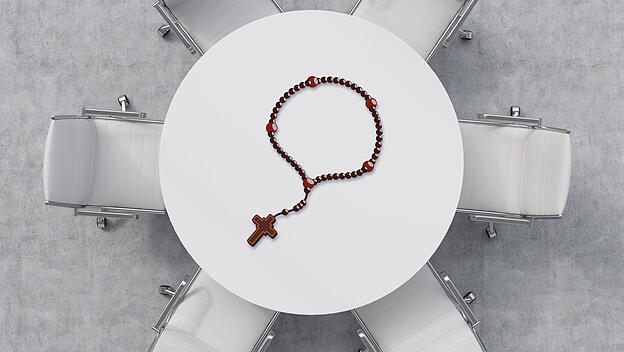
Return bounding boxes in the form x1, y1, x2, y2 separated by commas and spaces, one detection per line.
1, 0, 623, 351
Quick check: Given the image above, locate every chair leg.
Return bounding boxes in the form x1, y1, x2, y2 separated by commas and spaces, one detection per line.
159, 285, 175, 297
486, 222, 497, 239
96, 217, 107, 229
458, 29, 473, 40
463, 291, 476, 305
157, 24, 171, 37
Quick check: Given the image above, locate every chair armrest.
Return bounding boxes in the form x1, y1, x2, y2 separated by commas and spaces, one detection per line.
438, 271, 479, 328
152, 268, 201, 332
441, 0, 479, 47
152, 0, 204, 55
82, 108, 146, 120
477, 112, 542, 126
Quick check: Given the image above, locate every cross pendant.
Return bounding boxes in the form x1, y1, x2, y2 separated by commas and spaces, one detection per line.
247, 214, 277, 247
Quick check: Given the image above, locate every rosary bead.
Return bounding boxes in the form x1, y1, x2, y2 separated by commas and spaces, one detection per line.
333, 173, 340, 179
376, 128, 383, 135
371, 153, 379, 160
363, 160, 375, 172
357, 170, 363, 176
315, 176, 322, 183
306, 76, 320, 87
345, 173, 352, 179
303, 178, 315, 189
290, 160, 298, 167
276, 102, 283, 109
339, 173, 346, 179
374, 147, 381, 154
332, 77, 339, 83
355, 87, 363, 93
360, 91, 368, 98
281, 209, 289, 215
345, 80, 352, 87
276, 147, 284, 154
283, 92, 290, 99
376, 135, 383, 142
294, 85, 300, 91
320, 77, 327, 83
266, 121, 278, 133
321, 174, 328, 181
375, 141, 382, 148
350, 171, 358, 178
339, 78, 346, 85
366, 97, 377, 110
299, 82, 305, 88
288, 88, 294, 95
298, 170, 306, 178
374, 117, 381, 124
273, 106, 280, 114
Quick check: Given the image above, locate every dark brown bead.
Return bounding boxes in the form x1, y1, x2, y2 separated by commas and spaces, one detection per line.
327, 76, 333, 82
339, 78, 346, 85
299, 82, 305, 88
345, 173, 352, 179
271, 112, 277, 119
315, 176, 322, 182
269, 136, 276, 143
376, 128, 383, 135
289, 88, 295, 95
374, 147, 381, 154
376, 135, 383, 142
375, 141, 382, 148
283, 92, 289, 99
372, 111, 379, 117
281, 209, 289, 215
333, 173, 339, 179
333, 77, 339, 83
286, 156, 293, 163
290, 160, 298, 167
321, 174, 328, 181
273, 107, 279, 114
350, 171, 358, 178
345, 80, 352, 87
357, 170, 363, 176
371, 153, 379, 160
320, 77, 327, 83
294, 85, 300, 91
276, 101, 282, 109
276, 147, 283, 154
338, 173, 345, 179
355, 87, 363, 93
374, 117, 381, 124
299, 170, 306, 178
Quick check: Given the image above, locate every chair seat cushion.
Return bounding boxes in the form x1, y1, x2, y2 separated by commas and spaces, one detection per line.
355, 265, 482, 352
152, 271, 275, 352
458, 122, 571, 216
353, 0, 464, 58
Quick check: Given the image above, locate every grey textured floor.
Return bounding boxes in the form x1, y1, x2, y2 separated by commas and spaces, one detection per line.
1, 0, 623, 351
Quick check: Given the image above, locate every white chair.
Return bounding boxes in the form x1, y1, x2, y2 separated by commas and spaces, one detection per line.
150, 268, 280, 352
350, 0, 478, 61
43, 95, 166, 229
352, 262, 486, 352
153, 0, 284, 55
457, 106, 572, 238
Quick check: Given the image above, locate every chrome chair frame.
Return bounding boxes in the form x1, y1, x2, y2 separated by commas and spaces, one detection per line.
153, 0, 285, 55
456, 105, 571, 238
352, 261, 486, 352
348, 0, 479, 62
44, 96, 166, 228
149, 268, 280, 352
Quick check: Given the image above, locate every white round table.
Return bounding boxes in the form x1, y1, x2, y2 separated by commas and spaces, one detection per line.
160, 10, 463, 315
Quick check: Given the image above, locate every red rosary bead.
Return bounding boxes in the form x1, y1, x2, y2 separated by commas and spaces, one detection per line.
303, 178, 315, 189
363, 160, 375, 172
366, 97, 377, 110
306, 76, 320, 88
266, 121, 278, 133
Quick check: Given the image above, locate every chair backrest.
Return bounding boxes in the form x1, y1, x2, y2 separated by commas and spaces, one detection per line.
351, 0, 474, 60
161, 0, 283, 54
354, 264, 483, 352
458, 121, 571, 216
43, 118, 165, 210
151, 270, 277, 352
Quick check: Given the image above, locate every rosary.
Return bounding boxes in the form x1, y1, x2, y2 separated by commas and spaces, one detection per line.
247, 75, 383, 247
